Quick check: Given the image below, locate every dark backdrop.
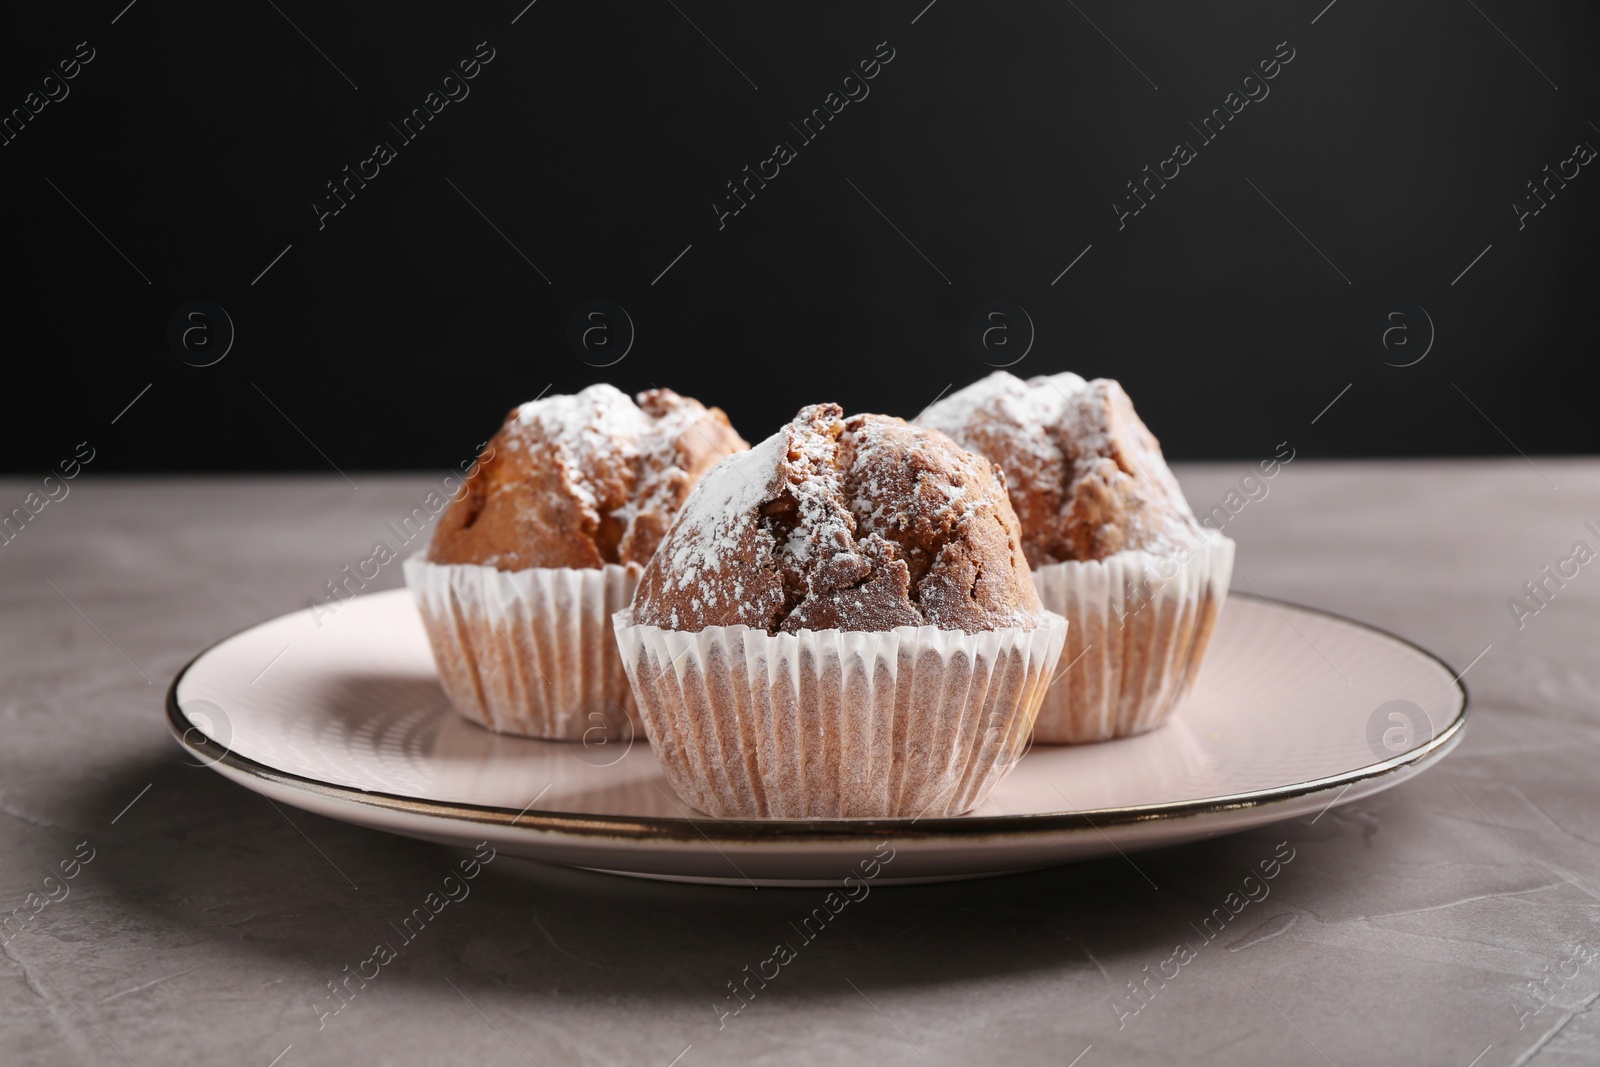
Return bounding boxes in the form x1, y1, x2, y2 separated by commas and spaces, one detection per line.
4, 0, 1596, 474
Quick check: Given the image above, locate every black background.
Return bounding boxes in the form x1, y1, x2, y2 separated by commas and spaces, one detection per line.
4, 0, 1596, 474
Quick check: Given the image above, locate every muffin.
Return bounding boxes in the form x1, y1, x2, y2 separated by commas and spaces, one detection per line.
613, 403, 1067, 818
920, 371, 1233, 742
404, 384, 748, 739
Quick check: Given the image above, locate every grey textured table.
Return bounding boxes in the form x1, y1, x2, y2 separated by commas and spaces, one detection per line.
3, 462, 1597, 1067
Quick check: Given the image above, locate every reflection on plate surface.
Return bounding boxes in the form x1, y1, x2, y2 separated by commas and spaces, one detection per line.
170, 590, 1466, 884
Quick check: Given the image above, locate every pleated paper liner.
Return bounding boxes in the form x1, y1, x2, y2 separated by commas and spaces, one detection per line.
1030, 535, 1234, 743
403, 555, 641, 740
613, 610, 1067, 818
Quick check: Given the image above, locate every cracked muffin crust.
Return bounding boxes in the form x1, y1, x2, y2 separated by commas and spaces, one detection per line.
918, 371, 1205, 567
632, 403, 1044, 634
428, 383, 748, 571
920, 371, 1234, 743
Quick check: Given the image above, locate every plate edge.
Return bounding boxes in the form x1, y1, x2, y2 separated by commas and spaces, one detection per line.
165, 591, 1470, 846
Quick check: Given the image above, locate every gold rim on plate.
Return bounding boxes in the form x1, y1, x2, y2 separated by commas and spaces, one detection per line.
165, 594, 1469, 847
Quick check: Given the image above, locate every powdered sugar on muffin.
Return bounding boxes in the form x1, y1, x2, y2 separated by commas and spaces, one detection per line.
633, 403, 1044, 634
919, 371, 1204, 565
429, 384, 748, 571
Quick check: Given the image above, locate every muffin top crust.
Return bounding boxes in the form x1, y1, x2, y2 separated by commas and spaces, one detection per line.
919, 371, 1204, 566
429, 384, 748, 571
633, 403, 1044, 634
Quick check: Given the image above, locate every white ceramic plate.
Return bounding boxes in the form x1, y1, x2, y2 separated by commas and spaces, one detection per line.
168, 590, 1466, 885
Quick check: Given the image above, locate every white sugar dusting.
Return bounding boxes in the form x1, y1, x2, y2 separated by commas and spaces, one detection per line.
642, 405, 1045, 633
920, 370, 1203, 560
502, 383, 738, 561
666, 431, 785, 578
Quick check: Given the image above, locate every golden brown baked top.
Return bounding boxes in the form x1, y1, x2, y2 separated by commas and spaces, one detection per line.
428, 384, 748, 571
633, 403, 1045, 634
919, 371, 1204, 566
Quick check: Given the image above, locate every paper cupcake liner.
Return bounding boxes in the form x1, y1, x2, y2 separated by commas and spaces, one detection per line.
1031, 535, 1234, 743
612, 610, 1068, 819
403, 555, 641, 740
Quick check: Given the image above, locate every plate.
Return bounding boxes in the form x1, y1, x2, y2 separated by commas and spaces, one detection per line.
167, 590, 1467, 885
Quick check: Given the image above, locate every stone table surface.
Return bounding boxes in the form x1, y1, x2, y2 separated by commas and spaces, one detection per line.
2, 461, 1598, 1067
